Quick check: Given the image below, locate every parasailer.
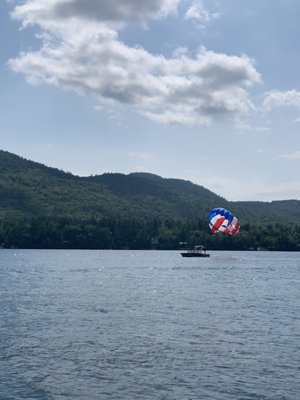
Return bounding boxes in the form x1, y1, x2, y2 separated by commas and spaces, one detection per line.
208, 207, 240, 236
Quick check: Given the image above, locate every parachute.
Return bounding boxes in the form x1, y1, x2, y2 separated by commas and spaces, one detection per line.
208, 207, 240, 236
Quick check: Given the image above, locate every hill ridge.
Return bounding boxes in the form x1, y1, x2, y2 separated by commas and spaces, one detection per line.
0, 149, 300, 224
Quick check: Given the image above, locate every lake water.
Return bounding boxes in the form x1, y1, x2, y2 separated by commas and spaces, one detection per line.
0, 250, 299, 400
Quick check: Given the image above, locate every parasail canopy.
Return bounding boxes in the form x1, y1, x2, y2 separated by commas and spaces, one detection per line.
208, 207, 240, 236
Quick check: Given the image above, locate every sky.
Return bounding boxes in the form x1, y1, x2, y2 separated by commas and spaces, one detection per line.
1, 0, 300, 202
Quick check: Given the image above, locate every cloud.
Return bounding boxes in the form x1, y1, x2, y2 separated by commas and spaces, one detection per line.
276, 150, 300, 160
11, 0, 180, 33
234, 119, 252, 131
128, 151, 154, 160
54, 0, 179, 24
185, 0, 220, 23
263, 89, 300, 110
189, 173, 300, 201
9, 0, 260, 126
234, 119, 270, 133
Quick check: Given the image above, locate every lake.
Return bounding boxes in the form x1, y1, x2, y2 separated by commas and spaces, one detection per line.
0, 250, 299, 399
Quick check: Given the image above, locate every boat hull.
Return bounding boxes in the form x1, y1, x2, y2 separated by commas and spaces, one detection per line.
181, 252, 210, 258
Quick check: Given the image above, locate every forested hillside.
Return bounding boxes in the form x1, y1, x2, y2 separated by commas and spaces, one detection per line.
1, 149, 300, 250
0, 150, 227, 220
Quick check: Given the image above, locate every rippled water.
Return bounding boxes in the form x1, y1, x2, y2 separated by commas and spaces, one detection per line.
0, 250, 299, 400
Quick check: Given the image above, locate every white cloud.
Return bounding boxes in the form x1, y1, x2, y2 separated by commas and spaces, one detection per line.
276, 150, 300, 160
128, 151, 154, 160
12, 0, 180, 29
234, 118, 270, 133
263, 89, 300, 110
234, 119, 252, 131
255, 126, 270, 132
189, 173, 300, 201
185, 1, 220, 23
9, 0, 261, 126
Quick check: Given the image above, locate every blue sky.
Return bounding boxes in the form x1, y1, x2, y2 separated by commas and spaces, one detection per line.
1, 0, 300, 201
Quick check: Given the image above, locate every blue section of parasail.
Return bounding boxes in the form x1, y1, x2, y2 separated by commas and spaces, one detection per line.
208, 207, 234, 224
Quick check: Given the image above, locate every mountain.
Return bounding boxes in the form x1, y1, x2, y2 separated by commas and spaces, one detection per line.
0, 149, 300, 224
0, 149, 225, 221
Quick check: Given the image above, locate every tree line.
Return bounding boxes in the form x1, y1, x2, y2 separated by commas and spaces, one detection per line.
1, 216, 300, 251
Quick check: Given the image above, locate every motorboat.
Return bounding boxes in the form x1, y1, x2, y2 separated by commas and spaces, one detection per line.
180, 245, 210, 258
